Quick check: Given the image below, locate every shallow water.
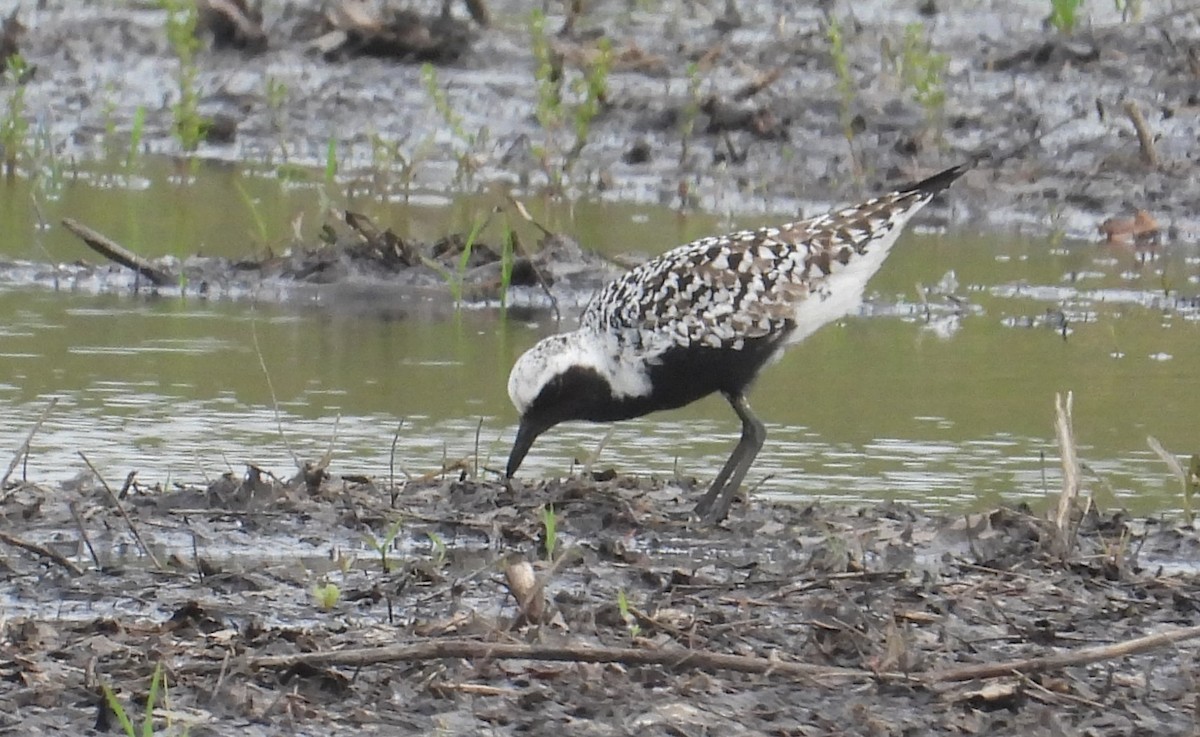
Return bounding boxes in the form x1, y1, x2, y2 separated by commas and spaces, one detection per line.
1, 163, 1198, 516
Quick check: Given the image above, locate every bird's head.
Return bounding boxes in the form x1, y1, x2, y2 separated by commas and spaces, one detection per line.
505, 332, 644, 479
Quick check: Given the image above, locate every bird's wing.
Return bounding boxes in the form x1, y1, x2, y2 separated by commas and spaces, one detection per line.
578, 166, 964, 352
581, 169, 959, 351
580, 231, 803, 350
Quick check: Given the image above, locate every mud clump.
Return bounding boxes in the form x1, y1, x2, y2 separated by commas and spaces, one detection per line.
46, 208, 623, 318
2, 466, 1200, 735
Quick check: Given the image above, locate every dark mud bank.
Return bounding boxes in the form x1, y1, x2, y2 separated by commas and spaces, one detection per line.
8, 1, 1200, 242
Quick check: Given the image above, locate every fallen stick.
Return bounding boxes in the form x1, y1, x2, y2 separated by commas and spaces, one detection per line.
181, 639, 874, 683
929, 623, 1200, 683
1, 396, 57, 491
180, 619, 1200, 687
432, 682, 517, 697
61, 218, 174, 287
0, 529, 84, 576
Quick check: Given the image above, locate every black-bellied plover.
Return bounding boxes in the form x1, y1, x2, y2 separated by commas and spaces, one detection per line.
506, 164, 968, 522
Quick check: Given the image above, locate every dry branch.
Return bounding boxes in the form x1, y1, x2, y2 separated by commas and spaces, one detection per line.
198, 0, 267, 51
174, 621, 1200, 687
78, 452, 165, 571
733, 66, 782, 101
181, 639, 872, 683
61, 218, 174, 287
929, 623, 1200, 683
0, 529, 84, 576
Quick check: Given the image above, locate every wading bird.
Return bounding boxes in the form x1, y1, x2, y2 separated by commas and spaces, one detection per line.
505, 164, 968, 523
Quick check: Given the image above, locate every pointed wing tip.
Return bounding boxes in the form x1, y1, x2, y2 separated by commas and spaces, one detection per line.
904, 162, 973, 197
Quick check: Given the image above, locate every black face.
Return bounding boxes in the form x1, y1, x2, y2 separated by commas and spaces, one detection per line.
506, 366, 620, 478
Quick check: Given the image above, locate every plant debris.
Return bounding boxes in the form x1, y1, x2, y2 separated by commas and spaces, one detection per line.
298, 0, 476, 63
198, 0, 267, 52
0, 8, 24, 71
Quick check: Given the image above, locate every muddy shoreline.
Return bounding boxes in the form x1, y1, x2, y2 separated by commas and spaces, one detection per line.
4, 467, 1200, 735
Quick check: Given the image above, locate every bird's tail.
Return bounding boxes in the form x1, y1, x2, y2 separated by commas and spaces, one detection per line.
813, 162, 968, 247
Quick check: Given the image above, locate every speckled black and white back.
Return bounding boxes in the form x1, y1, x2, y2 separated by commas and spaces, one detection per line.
581, 166, 965, 358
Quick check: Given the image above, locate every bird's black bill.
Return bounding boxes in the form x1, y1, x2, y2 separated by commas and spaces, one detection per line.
506, 418, 543, 478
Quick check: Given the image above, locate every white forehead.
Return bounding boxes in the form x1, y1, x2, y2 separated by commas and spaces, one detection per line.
507, 334, 582, 415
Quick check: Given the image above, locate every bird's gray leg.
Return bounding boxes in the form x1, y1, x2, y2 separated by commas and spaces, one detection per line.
694, 392, 766, 523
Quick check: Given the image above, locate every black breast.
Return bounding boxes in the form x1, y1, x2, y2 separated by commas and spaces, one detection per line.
522, 333, 789, 434
642, 333, 789, 412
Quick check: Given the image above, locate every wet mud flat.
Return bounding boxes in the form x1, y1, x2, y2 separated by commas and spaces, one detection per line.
3, 465, 1200, 736
6, 0, 1200, 242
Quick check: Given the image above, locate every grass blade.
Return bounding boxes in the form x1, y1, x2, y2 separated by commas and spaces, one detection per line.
101, 685, 136, 737
142, 663, 162, 737
1147, 435, 1192, 524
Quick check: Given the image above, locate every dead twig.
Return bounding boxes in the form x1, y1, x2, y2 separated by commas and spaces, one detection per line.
1121, 100, 1160, 168
77, 452, 165, 571
68, 500, 103, 570
431, 682, 518, 697
929, 623, 1200, 683
1147, 435, 1194, 523
1, 396, 58, 492
209, 650, 232, 706
411, 458, 470, 483
61, 218, 173, 287
505, 197, 562, 325
764, 570, 906, 601
250, 312, 301, 470
733, 66, 782, 101
1053, 391, 1080, 559
0, 529, 84, 576
117, 470, 137, 501
389, 418, 408, 507
198, 0, 267, 51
